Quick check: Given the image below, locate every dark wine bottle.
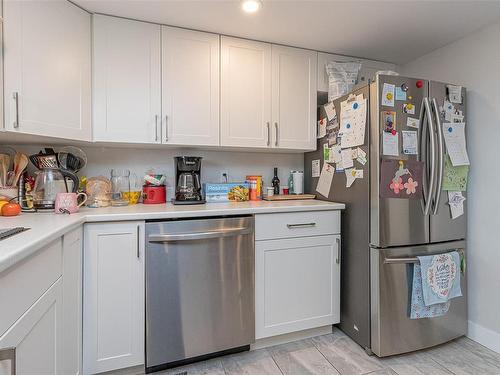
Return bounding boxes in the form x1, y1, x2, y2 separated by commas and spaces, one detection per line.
272, 167, 280, 195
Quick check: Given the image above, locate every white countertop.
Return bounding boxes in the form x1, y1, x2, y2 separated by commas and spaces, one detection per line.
0, 200, 344, 273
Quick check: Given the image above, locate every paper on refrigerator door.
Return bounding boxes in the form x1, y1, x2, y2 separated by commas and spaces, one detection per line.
311, 159, 321, 178
402, 130, 418, 155
324, 102, 336, 121
448, 191, 466, 219
381, 83, 395, 107
382, 131, 399, 156
345, 168, 363, 188
316, 162, 334, 197
443, 123, 469, 166
340, 149, 354, 169
447, 85, 462, 104
340, 98, 367, 148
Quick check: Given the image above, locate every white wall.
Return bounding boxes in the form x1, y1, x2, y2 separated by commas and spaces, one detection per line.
11, 144, 303, 200
400, 20, 500, 353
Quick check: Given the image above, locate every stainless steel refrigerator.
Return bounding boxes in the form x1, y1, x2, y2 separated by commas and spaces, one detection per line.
305, 75, 467, 357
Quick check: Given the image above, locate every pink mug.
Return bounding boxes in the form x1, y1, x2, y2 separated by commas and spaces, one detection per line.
55, 192, 87, 214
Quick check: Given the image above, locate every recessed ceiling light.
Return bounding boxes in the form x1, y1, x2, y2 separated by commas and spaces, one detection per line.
241, 0, 262, 13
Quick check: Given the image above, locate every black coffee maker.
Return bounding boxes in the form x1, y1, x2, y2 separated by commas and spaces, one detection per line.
173, 156, 205, 205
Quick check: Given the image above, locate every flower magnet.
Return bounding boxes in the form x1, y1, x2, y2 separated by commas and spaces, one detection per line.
380, 159, 423, 199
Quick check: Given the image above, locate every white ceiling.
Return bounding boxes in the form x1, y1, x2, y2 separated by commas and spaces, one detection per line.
74, 0, 500, 64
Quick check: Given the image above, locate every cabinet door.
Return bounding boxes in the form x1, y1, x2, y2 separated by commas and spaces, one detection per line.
220, 37, 272, 148
271, 45, 317, 150
0, 278, 62, 375
60, 227, 83, 375
83, 222, 145, 374
255, 235, 340, 339
3, 0, 91, 141
162, 27, 219, 146
93, 15, 161, 143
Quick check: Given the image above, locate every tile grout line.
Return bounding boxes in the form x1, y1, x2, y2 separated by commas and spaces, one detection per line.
310, 338, 344, 375
430, 357, 457, 375
268, 349, 286, 375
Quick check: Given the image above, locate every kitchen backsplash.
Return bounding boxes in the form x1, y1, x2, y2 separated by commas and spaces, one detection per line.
10, 145, 304, 200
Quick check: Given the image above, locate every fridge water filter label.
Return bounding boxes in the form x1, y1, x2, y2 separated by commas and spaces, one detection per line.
311, 159, 321, 178
407, 117, 420, 129
381, 83, 395, 107
402, 131, 418, 155
443, 123, 470, 166
382, 132, 399, 156
316, 162, 334, 197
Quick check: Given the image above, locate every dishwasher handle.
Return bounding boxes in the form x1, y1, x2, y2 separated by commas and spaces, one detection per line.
148, 227, 252, 242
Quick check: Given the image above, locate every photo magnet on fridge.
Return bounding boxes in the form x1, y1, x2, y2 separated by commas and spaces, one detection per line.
380, 159, 423, 199
382, 111, 397, 133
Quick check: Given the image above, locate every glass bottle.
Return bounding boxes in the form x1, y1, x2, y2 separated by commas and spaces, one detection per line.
272, 167, 280, 195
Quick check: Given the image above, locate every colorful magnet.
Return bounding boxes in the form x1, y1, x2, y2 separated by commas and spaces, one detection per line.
353, 102, 359, 109
416, 80, 423, 88
408, 95, 413, 100
403, 103, 416, 115
382, 111, 397, 133
401, 83, 409, 92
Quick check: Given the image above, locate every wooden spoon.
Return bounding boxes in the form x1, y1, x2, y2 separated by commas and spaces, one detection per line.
12, 153, 28, 187
0, 154, 9, 187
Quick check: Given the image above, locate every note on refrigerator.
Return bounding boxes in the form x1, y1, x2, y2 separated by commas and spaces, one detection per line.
402, 130, 418, 155
381, 83, 395, 107
447, 85, 462, 104
407, 117, 420, 129
341, 148, 354, 169
317, 118, 327, 138
448, 191, 466, 219
345, 168, 364, 188
443, 123, 469, 166
316, 162, 334, 197
311, 159, 321, 178
356, 147, 367, 165
324, 102, 336, 121
382, 131, 399, 156
331, 145, 342, 163
340, 97, 367, 148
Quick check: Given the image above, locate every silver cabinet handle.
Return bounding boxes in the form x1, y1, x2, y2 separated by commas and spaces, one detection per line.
137, 225, 140, 258
286, 223, 316, 229
12, 92, 19, 128
431, 97, 444, 215
165, 115, 169, 142
274, 122, 279, 147
266, 122, 270, 146
0, 347, 16, 375
336, 237, 341, 264
149, 227, 252, 242
154, 115, 159, 142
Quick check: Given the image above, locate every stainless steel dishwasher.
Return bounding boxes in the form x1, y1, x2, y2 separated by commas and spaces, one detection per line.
145, 216, 255, 372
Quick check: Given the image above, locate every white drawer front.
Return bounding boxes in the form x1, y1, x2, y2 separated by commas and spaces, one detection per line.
0, 238, 63, 336
255, 210, 340, 240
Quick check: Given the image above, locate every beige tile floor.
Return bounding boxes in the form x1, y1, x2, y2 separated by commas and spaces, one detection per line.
142, 328, 500, 375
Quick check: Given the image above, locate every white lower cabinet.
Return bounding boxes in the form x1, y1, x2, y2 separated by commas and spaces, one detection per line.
83, 222, 145, 374
0, 226, 83, 375
255, 211, 341, 339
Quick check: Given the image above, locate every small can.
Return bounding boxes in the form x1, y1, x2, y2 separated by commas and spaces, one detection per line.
245, 175, 263, 201
266, 186, 274, 197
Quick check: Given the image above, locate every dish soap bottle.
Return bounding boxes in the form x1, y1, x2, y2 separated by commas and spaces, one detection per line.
272, 167, 280, 195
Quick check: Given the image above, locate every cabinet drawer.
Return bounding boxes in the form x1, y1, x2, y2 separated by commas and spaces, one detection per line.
255, 210, 340, 240
0, 238, 62, 336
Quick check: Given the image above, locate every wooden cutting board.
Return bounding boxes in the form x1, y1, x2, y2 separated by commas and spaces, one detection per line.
263, 194, 316, 201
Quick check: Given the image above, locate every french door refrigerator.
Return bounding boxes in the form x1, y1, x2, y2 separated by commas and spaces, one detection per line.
304, 75, 467, 356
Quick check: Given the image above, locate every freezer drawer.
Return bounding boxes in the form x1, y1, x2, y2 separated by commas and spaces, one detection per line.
370, 241, 467, 357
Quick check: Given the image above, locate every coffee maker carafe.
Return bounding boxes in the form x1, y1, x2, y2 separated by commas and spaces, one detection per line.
173, 156, 205, 205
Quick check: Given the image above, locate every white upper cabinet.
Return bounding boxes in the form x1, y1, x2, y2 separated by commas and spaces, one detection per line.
271, 45, 317, 150
93, 15, 161, 143
162, 27, 219, 146
220, 37, 272, 148
3, 0, 91, 141
317, 52, 396, 92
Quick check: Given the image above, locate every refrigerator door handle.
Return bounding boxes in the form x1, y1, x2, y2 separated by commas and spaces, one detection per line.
423, 97, 436, 216
431, 97, 445, 215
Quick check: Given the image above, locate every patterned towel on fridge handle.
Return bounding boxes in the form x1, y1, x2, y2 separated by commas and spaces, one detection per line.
409, 264, 450, 319
417, 251, 462, 306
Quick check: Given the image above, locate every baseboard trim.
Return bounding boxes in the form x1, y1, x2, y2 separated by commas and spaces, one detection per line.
468, 320, 500, 354
251, 325, 333, 350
